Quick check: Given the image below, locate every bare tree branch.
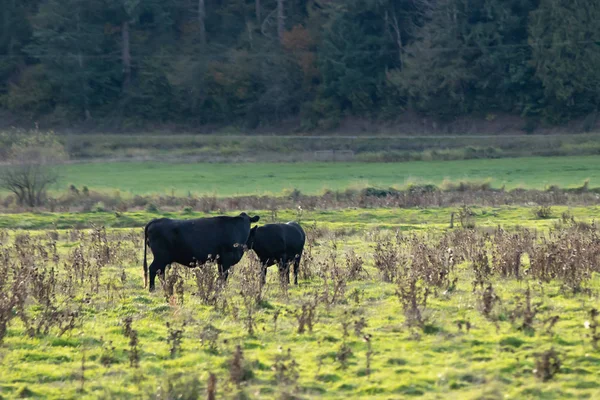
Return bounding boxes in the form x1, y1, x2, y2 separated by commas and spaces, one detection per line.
0, 134, 66, 208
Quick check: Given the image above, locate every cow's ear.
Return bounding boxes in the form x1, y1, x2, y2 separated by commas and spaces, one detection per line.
250, 226, 258, 234
250, 215, 260, 223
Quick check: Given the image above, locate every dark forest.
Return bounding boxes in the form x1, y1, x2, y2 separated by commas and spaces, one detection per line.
1, 0, 599, 130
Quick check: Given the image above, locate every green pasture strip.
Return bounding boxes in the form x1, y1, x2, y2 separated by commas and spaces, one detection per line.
3, 156, 597, 197
2, 205, 600, 231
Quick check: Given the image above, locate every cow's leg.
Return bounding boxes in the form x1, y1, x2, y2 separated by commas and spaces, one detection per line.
217, 262, 230, 281
293, 252, 302, 285
260, 261, 268, 285
278, 256, 290, 284
218, 250, 241, 281
284, 254, 291, 284
149, 258, 169, 292
276, 258, 283, 283
163, 263, 171, 280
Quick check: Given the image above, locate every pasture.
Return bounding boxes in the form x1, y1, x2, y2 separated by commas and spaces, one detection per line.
16, 155, 600, 197
1, 207, 600, 399
2, 151, 600, 399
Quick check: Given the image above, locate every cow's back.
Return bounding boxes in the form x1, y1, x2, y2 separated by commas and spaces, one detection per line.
254, 224, 286, 256
254, 222, 305, 259
147, 215, 252, 265
174, 216, 250, 248
283, 222, 305, 253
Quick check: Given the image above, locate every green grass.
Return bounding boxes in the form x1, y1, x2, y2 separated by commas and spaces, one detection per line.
4, 275, 598, 399
32, 155, 600, 196
2, 205, 599, 230
2, 150, 600, 398
1, 210, 600, 399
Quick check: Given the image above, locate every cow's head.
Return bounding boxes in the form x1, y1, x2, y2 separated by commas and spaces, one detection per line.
239, 212, 260, 223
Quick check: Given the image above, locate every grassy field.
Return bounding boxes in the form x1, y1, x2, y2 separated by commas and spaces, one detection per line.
1, 209, 600, 399
2, 149, 600, 399
29, 155, 600, 197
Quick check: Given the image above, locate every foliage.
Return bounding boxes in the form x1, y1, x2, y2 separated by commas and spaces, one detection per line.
392, 0, 541, 118
2, 0, 600, 127
529, 0, 600, 122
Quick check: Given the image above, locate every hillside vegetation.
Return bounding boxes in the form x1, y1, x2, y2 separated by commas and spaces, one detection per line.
40, 133, 600, 162
2, 0, 600, 130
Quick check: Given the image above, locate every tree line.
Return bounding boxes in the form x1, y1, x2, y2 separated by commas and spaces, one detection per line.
1, 0, 600, 130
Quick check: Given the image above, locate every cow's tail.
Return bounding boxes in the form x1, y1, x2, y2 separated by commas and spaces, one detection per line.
143, 220, 152, 288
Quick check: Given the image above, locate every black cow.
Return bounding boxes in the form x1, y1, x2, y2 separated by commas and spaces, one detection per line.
246, 222, 306, 285
143, 212, 260, 291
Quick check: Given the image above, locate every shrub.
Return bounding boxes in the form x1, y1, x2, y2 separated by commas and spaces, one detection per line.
458, 205, 476, 229
534, 205, 553, 219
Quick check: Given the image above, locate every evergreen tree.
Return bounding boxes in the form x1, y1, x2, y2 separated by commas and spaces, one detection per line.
0, 0, 37, 90
26, 0, 118, 120
0, 0, 41, 113
529, 0, 600, 122
391, 0, 540, 118
317, 1, 396, 115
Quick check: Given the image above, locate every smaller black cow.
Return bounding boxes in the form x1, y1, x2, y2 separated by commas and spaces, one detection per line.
246, 222, 306, 285
143, 212, 260, 291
